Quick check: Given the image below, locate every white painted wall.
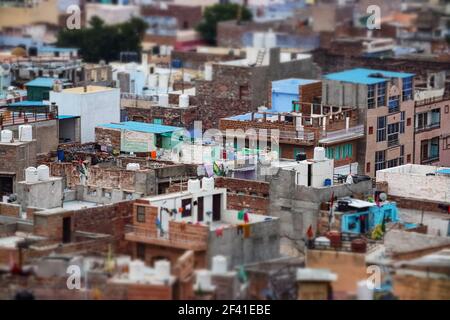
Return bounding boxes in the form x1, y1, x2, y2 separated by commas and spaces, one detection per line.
376, 164, 450, 203
50, 88, 120, 143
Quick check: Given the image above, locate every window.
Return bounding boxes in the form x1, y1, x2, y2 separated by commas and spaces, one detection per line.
377, 82, 386, 107
416, 112, 428, 131
136, 243, 146, 260
377, 116, 386, 142
421, 137, 440, 162
137, 206, 146, 223
388, 123, 399, 147
181, 198, 192, 218
402, 77, 413, 101
416, 108, 440, 131
430, 109, 440, 127
407, 154, 411, 163
444, 137, 450, 150
325, 143, 353, 161
388, 95, 400, 113
375, 150, 386, 172
407, 117, 411, 126
368, 85, 375, 109
387, 158, 398, 168
399, 145, 405, 165
239, 85, 249, 99
366, 162, 371, 173
368, 126, 374, 135
400, 111, 405, 134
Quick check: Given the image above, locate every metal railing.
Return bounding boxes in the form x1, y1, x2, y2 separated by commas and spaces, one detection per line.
0, 110, 57, 128
415, 122, 440, 133
319, 124, 365, 142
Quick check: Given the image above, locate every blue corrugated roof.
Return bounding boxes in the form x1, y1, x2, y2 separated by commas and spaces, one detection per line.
57, 115, 79, 120
325, 68, 415, 85
272, 78, 319, 94
25, 77, 57, 88
436, 168, 450, 175
8, 101, 49, 107
99, 121, 183, 134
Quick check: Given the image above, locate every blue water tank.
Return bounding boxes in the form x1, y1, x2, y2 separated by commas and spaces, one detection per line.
57, 149, 64, 162
324, 178, 332, 186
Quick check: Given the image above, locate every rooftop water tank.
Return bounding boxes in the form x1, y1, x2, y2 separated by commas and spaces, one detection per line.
313, 147, 326, 161
158, 73, 169, 89
148, 74, 158, 87
202, 177, 214, 191
187, 179, 201, 193
129, 260, 145, 282
126, 163, 140, 171
179, 94, 189, 108
25, 167, 38, 183
253, 32, 265, 48
154, 260, 171, 281
158, 93, 169, 107
204, 64, 213, 81
265, 30, 277, 49
211, 255, 227, 274
19, 125, 32, 142
0, 129, 13, 143
37, 165, 50, 181
195, 270, 212, 290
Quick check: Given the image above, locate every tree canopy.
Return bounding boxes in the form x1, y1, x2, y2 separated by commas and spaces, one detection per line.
57, 17, 148, 63
196, 4, 252, 45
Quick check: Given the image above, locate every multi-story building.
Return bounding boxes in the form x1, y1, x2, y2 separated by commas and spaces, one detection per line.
322, 68, 416, 177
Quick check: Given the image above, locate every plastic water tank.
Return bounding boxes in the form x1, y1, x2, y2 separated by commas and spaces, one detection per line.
196, 270, 212, 290
37, 165, 50, 181
1, 129, 13, 143
179, 94, 189, 108
265, 30, 277, 48
129, 260, 145, 282
204, 64, 213, 81
158, 93, 169, 107
19, 125, 33, 142
25, 167, 38, 183
202, 177, 214, 191
313, 147, 326, 161
253, 32, 265, 48
148, 74, 158, 87
158, 73, 169, 89
212, 255, 227, 274
154, 260, 171, 281
187, 179, 201, 193
357, 280, 374, 300
126, 163, 140, 171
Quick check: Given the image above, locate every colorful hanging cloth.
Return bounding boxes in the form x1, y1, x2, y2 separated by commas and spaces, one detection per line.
243, 212, 249, 223
237, 209, 245, 220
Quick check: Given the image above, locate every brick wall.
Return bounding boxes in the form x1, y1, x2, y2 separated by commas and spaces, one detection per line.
393, 274, 450, 300
95, 127, 121, 151
0, 203, 20, 218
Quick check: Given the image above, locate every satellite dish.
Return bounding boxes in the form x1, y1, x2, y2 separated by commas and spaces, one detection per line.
379, 192, 387, 202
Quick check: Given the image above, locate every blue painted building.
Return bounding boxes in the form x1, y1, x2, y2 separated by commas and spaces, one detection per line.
271, 78, 320, 113
338, 199, 399, 234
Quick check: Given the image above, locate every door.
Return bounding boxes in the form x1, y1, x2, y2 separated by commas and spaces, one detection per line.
212, 194, 221, 221
0, 176, 13, 197
62, 217, 71, 243
197, 196, 204, 222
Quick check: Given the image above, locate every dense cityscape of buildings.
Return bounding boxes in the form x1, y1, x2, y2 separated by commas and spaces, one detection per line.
0, 0, 449, 301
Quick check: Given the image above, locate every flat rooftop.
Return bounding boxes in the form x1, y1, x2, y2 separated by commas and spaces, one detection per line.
60, 86, 115, 94
98, 121, 183, 134
325, 68, 415, 85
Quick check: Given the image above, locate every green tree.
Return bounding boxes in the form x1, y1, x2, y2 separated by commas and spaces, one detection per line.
57, 17, 148, 63
196, 3, 252, 45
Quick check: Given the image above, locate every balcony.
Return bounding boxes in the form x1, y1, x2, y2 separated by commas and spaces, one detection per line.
415, 122, 440, 133
0, 109, 57, 127
415, 88, 445, 107
124, 225, 207, 251
318, 125, 365, 145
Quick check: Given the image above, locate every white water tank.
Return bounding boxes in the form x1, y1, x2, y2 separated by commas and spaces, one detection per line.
148, 74, 158, 87
158, 93, 169, 107
126, 163, 140, 171
18, 125, 32, 142
314, 147, 326, 161
212, 255, 227, 274
0, 129, 13, 143
25, 167, 38, 183
129, 260, 145, 282
158, 73, 169, 89
265, 30, 277, 49
37, 165, 50, 181
154, 260, 171, 281
357, 280, 374, 300
188, 179, 201, 193
204, 64, 213, 81
202, 177, 214, 191
253, 32, 265, 48
179, 94, 189, 108
196, 270, 212, 290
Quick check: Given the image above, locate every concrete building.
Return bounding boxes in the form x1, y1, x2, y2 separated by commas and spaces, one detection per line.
50, 85, 120, 143
323, 68, 416, 177
125, 179, 280, 268
85, 3, 140, 26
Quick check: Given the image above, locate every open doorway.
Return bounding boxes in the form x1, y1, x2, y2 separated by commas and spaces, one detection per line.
62, 217, 72, 243
0, 175, 14, 197
212, 194, 221, 221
